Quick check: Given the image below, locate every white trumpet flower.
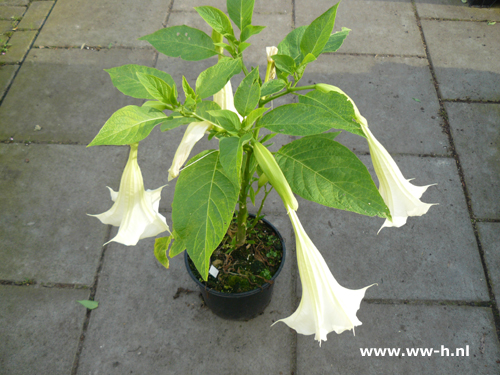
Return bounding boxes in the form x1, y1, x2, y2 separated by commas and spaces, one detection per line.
90, 143, 170, 246
274, 207, 373, 345
315, 83, 436, 231
266, 46, 278, 80
168, 121, 212, 181
213, 80, 241, 119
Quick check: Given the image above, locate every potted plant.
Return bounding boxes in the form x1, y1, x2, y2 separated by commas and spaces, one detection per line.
88, 0, 435, 345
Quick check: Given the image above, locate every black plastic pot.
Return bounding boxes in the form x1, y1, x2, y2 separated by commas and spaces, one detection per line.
184, 216, 286, 321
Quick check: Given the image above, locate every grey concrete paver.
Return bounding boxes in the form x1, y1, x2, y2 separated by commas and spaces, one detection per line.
0, 0, 28, 6
0, 285, 89, 375
296, 0, 425, 56
0, 30, 35, 63
0, 48, 154, 144
416, 0, 500, 21
0, 143, 127, 284
35, 0, 172, 48
0, 5, 25, 19
77, 217, 295, 374
0, 19, 11, 32
0, 63, 17, 97
17, 1, 53, 30
171, 0, 292, 14
445, 102, 500, 219
296, 303, 500, 375
478, 223, 500, 306
302, 54, 449, 155
421, 20, 500, 101
295, 155, 489, 301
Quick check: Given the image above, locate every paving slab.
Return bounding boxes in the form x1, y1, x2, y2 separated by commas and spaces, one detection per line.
296, 303, 500, 375
171, 0, 292, 14
478, 223, 500, 306
0, 63, 17, 97
301, 54, 449, 155
0, 48, 154, 144
0, 143, 127, 284
0, 30, 35, 63
35, 0, 171, 48
296, 0, 425, 56
421, 20, 500, 101
77, 215, 295, 374
294, 155, 488, 301
0, 0, 28, 6
0, 19, 12, 32
0, 5, 25, 19
445, 102, 500, 219
0, 285, 89, 375
17, 0, 53, 30
416, 0, 500, 21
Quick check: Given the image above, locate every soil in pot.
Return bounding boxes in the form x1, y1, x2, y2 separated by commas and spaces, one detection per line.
186, 215, 284, 293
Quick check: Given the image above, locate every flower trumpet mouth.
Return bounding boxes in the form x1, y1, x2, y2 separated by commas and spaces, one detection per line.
273, 206, 374, 345
89, 143, 170, 246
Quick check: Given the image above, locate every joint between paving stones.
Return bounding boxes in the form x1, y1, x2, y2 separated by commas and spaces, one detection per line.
364, 298, 493, 308
411, 0, 500, 343
442, 98, 500, 104
327, 51, 427, 59
161, 0, 175, 29
0, 279, 91, 289
420, 16, 500, 23
71, 225, 112, 375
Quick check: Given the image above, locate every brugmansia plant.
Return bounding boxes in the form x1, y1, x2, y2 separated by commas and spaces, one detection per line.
88, 0, 435, 345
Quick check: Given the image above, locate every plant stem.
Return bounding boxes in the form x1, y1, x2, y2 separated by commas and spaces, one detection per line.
236, 148, 253, 247
249, 186, 273, 230
259, 84, 317, 106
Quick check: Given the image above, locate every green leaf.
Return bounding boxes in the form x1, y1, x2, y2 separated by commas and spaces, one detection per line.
227, 0, 254, 31
89, 106, 168, 146
240, 25, 266, 42
105, 65, 176, 99
276, 134, 390, 218
272, 54, 296, 75
77, 300, 98, 310
300, 2, 339, 58
161, 111, 193, 132
278, 25, 307, 64
195, 100, 222, 123
196, 58, 242, 99
136, 72, 173, 104
242, 107, 269, 129
154, 236, 172, 269
207, 109, 241, 133
195, 6, 235, 39
172, 151, 239, 280
322, 27, 351, 53
234, 67, 260, 117
259, 103, 344, 136
219, 133, 251, 185
142, 101, 169, 111
170, 231, 186, 258
298, 90, 364, 137
139, 26, 217, 61
182, 76, 196, 99
260, 79, 286, 97
238, 41, 251, 53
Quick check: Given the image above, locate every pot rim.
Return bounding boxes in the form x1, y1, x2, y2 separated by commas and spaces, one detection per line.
184, 214, 286, 299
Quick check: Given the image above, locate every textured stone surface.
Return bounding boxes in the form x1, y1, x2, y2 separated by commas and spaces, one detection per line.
297, 303, 500, 375
0, 30, 36, 63
0, 63, 17, 97
171, 0, 293, 14
35, 0, 171, 47
416, 0, 500, 21
421, 20, 500, 101
296, 0, 425, 55
0, 5, 25, 19
0, 285, 89, 375
478, 223, 500, 306
17, 1, 53, 29
0, 144, 127, 284
446, 102, 500, 219
0, 48, 154, 143
77, 217, 296, 374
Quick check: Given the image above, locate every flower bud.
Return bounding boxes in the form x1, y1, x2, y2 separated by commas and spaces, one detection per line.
253, 141, 298, 211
